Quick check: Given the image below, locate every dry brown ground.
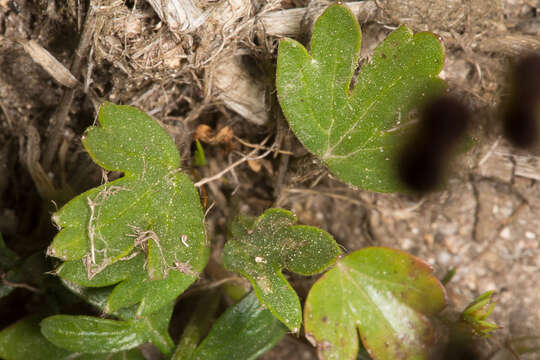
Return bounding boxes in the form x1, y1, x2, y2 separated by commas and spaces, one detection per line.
0, 0, 539, 359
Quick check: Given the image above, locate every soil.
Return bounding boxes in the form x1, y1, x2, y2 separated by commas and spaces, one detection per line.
1, 0, 539, 359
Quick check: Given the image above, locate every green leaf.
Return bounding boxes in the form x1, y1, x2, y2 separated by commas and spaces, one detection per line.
41, 302, 174, 355
460, 290, 499, 337
0, 316, 72, 360
77, 350, 145, 360
190, 292, 287, 360
139, 301, 175, 356
222, 208, 340, 332
41, 315, 147, 354
0, 315, 145, 360
47, 102, 207, 315
276, 4, 445, 192
193, 139, 206, 167
86, 350, 145, 360
59, 279, 136, 320
304, 247, 447, 360
58, 252, 200, 316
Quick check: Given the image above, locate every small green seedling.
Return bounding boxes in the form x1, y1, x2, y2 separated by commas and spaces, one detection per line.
277, 4, 445, 192
223, 208, 341, 332
193, 139, 207, 167
460, 290, 499, 337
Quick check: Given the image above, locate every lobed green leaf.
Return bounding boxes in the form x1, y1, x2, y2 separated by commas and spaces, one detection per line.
47, 102, 207, 316
222, 208, 340, 332
276, 4, 446, 192
304, 247, 447, 360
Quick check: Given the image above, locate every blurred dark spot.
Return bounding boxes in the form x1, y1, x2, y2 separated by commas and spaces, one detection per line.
503, 104, 538, 148
125, 0, 135, 9
398, 146, 442, 192
417, 97, 470, 152
398, 96, 470, 193
502, 53, 540, 149
321, 315, 327, 323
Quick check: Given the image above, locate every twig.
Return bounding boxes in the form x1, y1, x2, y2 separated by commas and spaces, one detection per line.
43, 4, 96, 170
1, 274, 41, 293
194, 136, 274, 188
477, 137, 501, 168
178, 276, 244, 300
259, 1, 378, 37
0, 99, 15, 129
273, 130, 292, 199
234, 135, 293, 155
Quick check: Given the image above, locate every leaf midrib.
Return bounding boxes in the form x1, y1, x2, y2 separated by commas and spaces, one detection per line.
323, 72, 405, 159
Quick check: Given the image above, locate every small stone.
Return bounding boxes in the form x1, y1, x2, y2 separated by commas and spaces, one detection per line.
402, 238, 413, 250
500, 205, 513, 217
437, 251, 452, 265
500, 227, 511, 239
464, 272, 477, 290
444, 236, 461, 254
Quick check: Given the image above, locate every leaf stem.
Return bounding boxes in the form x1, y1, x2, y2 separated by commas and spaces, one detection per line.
172, 291, 221, 360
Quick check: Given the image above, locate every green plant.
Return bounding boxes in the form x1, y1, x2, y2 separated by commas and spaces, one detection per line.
0, 4, 501, 360
48, 103, 207, 317
460, 291, 499, 337
304, 247, 446, 359
276, 4, 445, 192
223, 208, 341, 332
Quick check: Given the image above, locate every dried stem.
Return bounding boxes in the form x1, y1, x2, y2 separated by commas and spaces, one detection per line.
194, 136, 274, 188
43, 4, 97, 170
1, 273, 41, 293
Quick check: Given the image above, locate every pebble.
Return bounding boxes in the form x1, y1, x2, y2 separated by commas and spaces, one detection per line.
500, 227, 511, 239
402, 238, 413, 250
437, 250, 451, 265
